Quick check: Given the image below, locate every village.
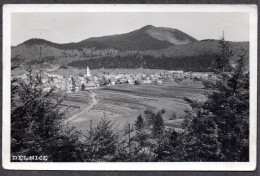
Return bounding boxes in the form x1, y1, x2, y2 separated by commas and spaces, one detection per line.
13, 66, 215, 93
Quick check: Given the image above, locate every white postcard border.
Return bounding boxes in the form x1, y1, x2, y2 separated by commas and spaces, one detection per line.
2, 4, 258, 171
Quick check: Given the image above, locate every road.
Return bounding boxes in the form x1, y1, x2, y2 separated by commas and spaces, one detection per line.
65, 91, 98, 123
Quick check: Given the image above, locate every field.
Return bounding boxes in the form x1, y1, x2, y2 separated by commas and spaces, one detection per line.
66, 78, 210, 133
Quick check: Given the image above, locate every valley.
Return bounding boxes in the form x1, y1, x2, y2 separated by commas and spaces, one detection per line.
11, 24, 245, 133
53, 73, 210, 133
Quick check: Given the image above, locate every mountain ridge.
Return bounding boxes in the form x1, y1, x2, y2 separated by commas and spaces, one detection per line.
11, 25, 249, 71
15, 25, 197, 50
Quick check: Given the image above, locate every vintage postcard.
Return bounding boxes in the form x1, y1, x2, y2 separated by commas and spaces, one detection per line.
2, 4, 257, 170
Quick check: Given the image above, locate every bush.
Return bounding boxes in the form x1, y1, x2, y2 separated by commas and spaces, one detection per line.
193, 76, 201, 81
175, 78, 183, 83
169, 112, 178, 120
59, 64, 68, 69
79, 72, 84, 77
134, 79, 142, 85
81, 84, 85, 91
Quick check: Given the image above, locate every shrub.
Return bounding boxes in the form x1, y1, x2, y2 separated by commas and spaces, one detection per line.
59, 64, 68, 69
134, 79, 142, 85
169, 112, 178, 120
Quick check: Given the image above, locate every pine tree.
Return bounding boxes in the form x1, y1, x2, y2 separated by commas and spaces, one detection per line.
84, 118, 118, 161
159, 129, 184, 161
11, 55, 21, 112
203, 50, 249, 161
134, 114, 149, 149
151, 110, 165, 161
135, 114, 145, 131
144, 108, 156, 126
11, 68, 60, 157
213, 32, 233, 72
152, 111, 165, 138
11, 58, 85, 161
182, 110, 221, 161
181, 34, 249, 161
134, 114, 149, 147
49, 125, 86, 162
182, 36, 249, 161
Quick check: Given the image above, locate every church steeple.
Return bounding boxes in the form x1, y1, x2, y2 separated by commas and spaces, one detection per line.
86, 66, 91, 77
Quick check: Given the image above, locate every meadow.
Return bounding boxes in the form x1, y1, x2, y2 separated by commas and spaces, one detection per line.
66, 78, 209, 133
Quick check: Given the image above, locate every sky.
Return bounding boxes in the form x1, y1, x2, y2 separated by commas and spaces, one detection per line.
11, 12, 249, 46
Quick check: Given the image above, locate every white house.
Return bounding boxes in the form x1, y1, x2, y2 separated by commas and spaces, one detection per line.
169, 70, 184, 74
143, 79, 152, 84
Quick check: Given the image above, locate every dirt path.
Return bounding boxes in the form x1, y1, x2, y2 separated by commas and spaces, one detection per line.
65, 91, 98, 123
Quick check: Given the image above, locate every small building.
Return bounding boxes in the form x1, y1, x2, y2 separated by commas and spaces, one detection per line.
127, 78, 135, 85
55, 84, 62, 92
116, 78, 125, 84
86, 76, 95, 82
60, 85, 67, 91
74, 79, 81, 92
143, 79, 152, 84
42, 82, 52, 92
109, 77, 117, 85
155, 79, 163, 85
66, 86, 72, 93
99, 76, 110, 85
84, 82, 96, 90
79, 77, 85, 84
169, 70, 184, 74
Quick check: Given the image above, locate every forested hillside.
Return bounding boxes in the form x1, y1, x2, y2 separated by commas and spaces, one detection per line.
68, 54, 216, 72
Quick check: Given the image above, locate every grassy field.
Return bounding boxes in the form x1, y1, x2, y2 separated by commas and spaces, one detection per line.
68, 78, 209, 132
52, 92, 92, 117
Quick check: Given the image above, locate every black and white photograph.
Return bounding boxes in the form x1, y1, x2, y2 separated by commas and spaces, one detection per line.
2, 4, 257, 170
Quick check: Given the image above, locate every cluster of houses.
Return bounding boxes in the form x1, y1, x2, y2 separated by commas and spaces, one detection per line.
169, 70, 217, 78
13, 67, 215, 93
14, 67, 98, 93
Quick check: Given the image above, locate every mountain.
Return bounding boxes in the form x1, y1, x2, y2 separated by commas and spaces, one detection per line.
11, 25, 249, 71
11, 25, 198, 64
144, 25, 197, 44
83, 25, 197, 50
13, 25, 197, 52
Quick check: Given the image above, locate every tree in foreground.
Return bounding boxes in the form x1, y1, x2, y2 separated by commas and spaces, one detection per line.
134, 114, 149, 148
212, 32, 233, 72
182, 110, 221, 161
182, 36, 249, 161
203, 50, 249, 161
135, 114, 145, 131
84, 118, 118, 161
11, 58, 84, 161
